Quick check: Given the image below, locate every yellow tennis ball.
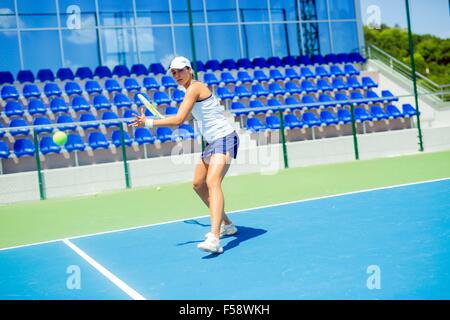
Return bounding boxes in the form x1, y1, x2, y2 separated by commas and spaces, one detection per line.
53, 131, 67, 146
156, 186, 161, 191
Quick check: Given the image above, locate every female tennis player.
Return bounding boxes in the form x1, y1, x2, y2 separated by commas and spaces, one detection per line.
129, 56, 239, 254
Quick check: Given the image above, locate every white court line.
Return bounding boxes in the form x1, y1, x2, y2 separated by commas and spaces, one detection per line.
62, 239, 146, 300
1, 176, 449, 252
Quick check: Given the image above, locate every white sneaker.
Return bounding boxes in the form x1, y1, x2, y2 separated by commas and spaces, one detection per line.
197, 234, 223, 253
205, 223, 238, 238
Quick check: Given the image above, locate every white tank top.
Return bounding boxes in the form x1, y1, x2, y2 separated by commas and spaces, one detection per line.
191, 94, 235, 143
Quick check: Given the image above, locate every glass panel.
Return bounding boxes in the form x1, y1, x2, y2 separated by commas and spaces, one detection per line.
270, 0, 299, 22
241, 23, 271, 58
22, 30, 62, 73
238, 0, 269, 22
300, 0, 328, 21
137, 26, 174, 66
174, 26, 208, 62
331, 22, 359, 53
206, 0, 237, 23
329, 0, 356, 20
58, 0, 97, 29
98, 0, 134, 27
317, 22, 331, 55
17, 0, 57, 28
101, 28, 138, 67
172, 0, 204, 24
208, 25, 240, 61
0, 31, 20, 74
0, 0, 17, 29
272, 22, 301, 57
63, 29, 100, 70
135, 0, 170, 25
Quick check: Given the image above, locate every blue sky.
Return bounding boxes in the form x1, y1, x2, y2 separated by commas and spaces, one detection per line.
360, 0, 450, 38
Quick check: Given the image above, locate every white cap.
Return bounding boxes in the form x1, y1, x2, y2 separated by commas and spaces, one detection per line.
169, 56, 192, 70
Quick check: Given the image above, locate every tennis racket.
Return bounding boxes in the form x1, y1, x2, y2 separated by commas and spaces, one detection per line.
137, 94, 166, 119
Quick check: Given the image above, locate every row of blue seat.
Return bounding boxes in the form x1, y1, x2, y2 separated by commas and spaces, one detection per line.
246, 104, 417, 132
0, 52, 366, 85
0, 125, 198, 159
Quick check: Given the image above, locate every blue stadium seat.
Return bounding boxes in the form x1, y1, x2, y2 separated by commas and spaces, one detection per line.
88, 131, 109, 150
37, 69, 55, 82
267, 56, 283, 68
302, 112, 321, 127
285, 68, 300, 80
75, 67, 94, 80
334, 92, 349, 106
402, 104, 417, 117
102, 111, 120, 128
85, 80, 103, 95
79, 113, 99, 130
105, 79, 122, 93
381, 90, 398, 103
347, 77, 362, 89
220, 72, 236, 85
165, 106, 178, 115
0, 122, 5, 138
1, 85, 19, 100
386, 105, 402, 119
311, 54, 325, 65
246, 118, 266, 132
161, 75, 177, 89
222, 59, 238, 70
217, 87, 234, 100
113, 93, 132, 109
318, 93, 335, 107
9, 118, 30, 136
237, 58, 253, 69
234, 86, 252, 99
337, 53, 350, 64
362, 76, 378, 89
56, 115, 77, 131
253, 70, 269, 82
267, 98, 282, 112
112, 65, 130, 78
269, 69, 284, 81
285, 81, 302, 94
332, 78, 348, 90
285, 96, 301, 110
153, 91, 171, 106
251, 84, 270, 97
130, 64, 148, 76
93, 95, 112, 111
230, 101, 247, 116
284, 114, 304, 129
315, 66, 330, 78
112, 130, 132, 147
265, 115, 281, 130
44, 82, 62, 97
337, 108, 352, 124
134, 127, 155, 145
28, 99, 47, 116
282, 56, 298, 67
23, 84, 41, 99
366, 90, 382, 104
142, 76, 160, 90
124, 78, 141, 92
330, 65, 344, 77
0, 141, 9, 158
133, 92, 150, 108
50, 97, 69, 113
370, 105, 389, 120
40, 136, 61, 155
173, 124, 196, 140
344, 64, 360, 76
300, 80, 316, 93
14, 138, 35, 157
300, 67, 315, 79
252, 57, 268, 69
301, 95, 318, 110
268, 83, 285, 96
71, 96, 91, 112
316, 79, 333, 92
193, 60, 206, 72
172, 89, 185, 103
203, 73, 220, 86
123, 109, 139, 124
94, 66, 112, 79
205, 59, 222, 71
65, 134, 85, 152
156, 127, 173, 143
320, 110, 339, 126
149, 63, 166, 75
65, 81, 83, 96
33, 116, 53, 134
5, 101, 25, 117
237, 71, 253, 84
0, 71, 14, 85
349, 52, 366, 63
57, 68, 75, 81
249, 100, 266, 114
354, 107, 372, 122
17, 70, 35, 83
350, 91, 365, 105
324, 54, 338, 65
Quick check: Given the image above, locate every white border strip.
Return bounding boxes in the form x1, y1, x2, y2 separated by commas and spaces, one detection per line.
1, 177, 449, 252
62, 239, 146, 300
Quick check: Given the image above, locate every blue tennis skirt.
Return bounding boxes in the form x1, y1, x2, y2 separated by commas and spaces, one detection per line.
201, 131, 240, 160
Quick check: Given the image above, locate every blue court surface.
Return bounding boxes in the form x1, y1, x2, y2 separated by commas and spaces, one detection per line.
1, 179, 449, 300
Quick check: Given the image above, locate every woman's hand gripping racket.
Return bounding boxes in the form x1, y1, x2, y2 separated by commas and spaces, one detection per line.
129, 94, 165, 128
